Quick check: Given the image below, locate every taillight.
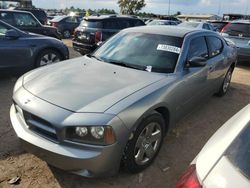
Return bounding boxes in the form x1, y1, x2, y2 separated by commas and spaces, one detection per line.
221, 23, 231, 33
176, 165, 202, 188
95, 31, 102, 43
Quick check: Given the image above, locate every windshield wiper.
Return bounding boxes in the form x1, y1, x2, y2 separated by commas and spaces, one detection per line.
108, 60, 145, 71
86, 54, 104, 62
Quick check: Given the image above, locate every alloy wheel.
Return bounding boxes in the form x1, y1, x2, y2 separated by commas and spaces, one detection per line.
39, 53, 61, 66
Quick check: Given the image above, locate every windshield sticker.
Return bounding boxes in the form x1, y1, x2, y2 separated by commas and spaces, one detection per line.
146, 66, 152, 72
157, 44, 181, 54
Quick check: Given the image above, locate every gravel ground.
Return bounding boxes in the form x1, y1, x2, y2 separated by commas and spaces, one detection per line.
0, 41, 250, 188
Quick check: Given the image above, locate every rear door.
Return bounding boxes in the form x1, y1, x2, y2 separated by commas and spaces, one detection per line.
0, 23, 31, 70
205, 36, 227, 92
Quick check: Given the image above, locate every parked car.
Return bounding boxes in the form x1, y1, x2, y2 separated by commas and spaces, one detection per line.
176, 104, 250, 188
0, 20, 69, 73
147, 19, 178, 26
10, 26, 237, 177
49, 15, 82, 38
208, 20, 229, 32
161, 16, 182, 24
73, 15, 145, 55
14, 8, 48, 25
0, 9, 61, 39
179, 21, 216, 31
221, 20, 250, 62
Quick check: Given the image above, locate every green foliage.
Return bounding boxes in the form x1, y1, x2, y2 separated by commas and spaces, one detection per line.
97, 8, 116, 15
118, 0, 146, 15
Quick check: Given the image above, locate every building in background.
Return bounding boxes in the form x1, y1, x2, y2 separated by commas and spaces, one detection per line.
177, 14, 221, 21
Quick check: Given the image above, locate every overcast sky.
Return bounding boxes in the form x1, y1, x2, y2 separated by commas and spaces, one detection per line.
32, 0, 250, 15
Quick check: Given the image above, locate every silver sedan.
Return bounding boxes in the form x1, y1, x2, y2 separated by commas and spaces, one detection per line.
10, 26, 237, 177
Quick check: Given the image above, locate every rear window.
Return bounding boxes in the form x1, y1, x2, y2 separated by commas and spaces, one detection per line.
211, 22, 228, 31
80, 20, 103, 28
0, 12, 14, 25
179, 22, 199, 28
223, 23, 250, 38
225, 122, 250, 180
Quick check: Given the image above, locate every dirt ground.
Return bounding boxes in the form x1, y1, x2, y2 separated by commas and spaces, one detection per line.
0, 43, 250, 188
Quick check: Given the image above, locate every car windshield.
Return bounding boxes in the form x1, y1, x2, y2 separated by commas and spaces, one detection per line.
225, 122, 250, 180
179, 22, 199, 28
93, 32, 183, 73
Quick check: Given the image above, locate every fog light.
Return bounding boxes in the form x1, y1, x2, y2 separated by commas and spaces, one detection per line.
75, 127, 88, 137
91, 127, 104, 139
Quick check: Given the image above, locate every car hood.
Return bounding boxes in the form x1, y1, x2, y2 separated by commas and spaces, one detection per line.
23, 56, 165, 113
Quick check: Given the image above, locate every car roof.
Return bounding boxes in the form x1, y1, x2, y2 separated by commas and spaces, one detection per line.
231, 20, 250, 24
0, 9, 32, 14
123, 25, 205, 38
85, 15, 141, 21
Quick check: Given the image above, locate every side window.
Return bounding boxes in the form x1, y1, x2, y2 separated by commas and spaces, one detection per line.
207, 36, 224, 57
132, 19, 144, 26
188, 37, 208, 60
65, 17, 78, 23
103, 20, 120, 29
0, 23, 9, 38
119, 19, 131, 29
202, 24, 210, 30
0, 12, 14, 25
13, 13, 39, 27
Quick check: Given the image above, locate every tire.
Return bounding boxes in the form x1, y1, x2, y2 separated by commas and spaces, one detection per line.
36, 49, 62, 67
63, 30, 71, 38
216, 67, 233, 97
122, 112, 165, 173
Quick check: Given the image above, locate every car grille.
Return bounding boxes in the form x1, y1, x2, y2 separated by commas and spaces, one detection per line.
19, 108, 58, 142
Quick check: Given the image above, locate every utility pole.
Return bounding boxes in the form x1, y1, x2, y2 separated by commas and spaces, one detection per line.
217, 0, 221, 16
168, 0, 171, 15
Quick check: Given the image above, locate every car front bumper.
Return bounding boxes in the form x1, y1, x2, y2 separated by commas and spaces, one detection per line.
10, 86, 129, 177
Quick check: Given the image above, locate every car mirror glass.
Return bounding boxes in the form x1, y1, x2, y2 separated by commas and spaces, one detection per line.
5, 29, 20, 39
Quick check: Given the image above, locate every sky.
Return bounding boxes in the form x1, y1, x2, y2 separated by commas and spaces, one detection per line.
32, 0, 250, 15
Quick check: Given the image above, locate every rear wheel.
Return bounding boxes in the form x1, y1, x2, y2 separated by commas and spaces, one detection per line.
216, 67, 233, 97
36, 49, 62, 67
122, 112, 165, 173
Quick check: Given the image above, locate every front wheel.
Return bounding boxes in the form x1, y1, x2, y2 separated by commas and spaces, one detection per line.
216, 67, 233, 97
36, 49, 62, 67
122, 112, 165, 173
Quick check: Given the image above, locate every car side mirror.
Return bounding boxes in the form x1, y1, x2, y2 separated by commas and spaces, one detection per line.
187, 56, 207, 68
5, 29, 20, 39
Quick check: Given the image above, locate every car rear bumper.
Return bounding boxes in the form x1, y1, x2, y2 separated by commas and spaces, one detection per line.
10, 104, 123, 177
72, 40, 96, 54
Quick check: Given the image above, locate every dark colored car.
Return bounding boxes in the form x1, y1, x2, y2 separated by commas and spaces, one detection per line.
49, 16, 82, 38
208, 21, 229, 32
0, 9, 61, 39
14, 8, 48, 25
72, 15, 145, 55
221, 21, 250, 62
0, 20, 69, 73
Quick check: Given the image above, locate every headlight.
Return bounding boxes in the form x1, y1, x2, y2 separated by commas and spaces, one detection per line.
13, 76, 23, 94
66, 126, 116, 145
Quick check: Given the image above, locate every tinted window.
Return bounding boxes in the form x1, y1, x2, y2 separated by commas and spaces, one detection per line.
65, 16, 79, 23
94, 32, 183, 73
119, 19, 132, 29
80, 20, 102, 28
202, 23, 210, 30
132, 19, 145, 26
0, 12, 14, 25
225, 123, 250, 180
223, 23, 250, 38
188, 37, 208, 59
13, 13, 39, 27
207, 36, 223, 57
211, 22, 228, 31
103, 20, 120, 29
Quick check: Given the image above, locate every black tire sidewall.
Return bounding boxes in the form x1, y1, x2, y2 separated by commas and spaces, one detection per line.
123, 112, 165, 173
217, 67, 233, 96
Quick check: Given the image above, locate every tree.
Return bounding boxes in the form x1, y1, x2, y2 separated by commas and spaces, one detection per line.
118, 0, 146, 15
